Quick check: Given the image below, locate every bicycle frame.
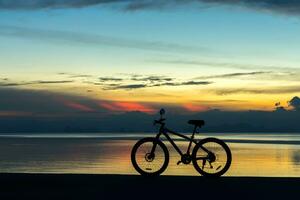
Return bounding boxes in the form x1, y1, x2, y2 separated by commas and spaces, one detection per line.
152, 123, 210, 157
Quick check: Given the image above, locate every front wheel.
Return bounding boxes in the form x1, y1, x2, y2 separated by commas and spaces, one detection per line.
131, 137, 169, 176
192, 137, 232, 177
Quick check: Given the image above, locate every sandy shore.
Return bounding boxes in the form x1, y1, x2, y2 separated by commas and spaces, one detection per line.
0, 173, 299, 199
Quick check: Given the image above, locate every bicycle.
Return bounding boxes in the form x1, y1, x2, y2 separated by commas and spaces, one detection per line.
131, 109, 232, 177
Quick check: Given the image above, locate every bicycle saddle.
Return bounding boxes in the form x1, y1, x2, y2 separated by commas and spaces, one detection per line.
188, 120, 205, 127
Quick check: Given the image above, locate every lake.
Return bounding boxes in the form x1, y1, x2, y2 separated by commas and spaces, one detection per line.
1, 133, 300, 177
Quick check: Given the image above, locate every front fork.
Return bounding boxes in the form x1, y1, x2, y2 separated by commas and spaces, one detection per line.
149, 126, 165, 156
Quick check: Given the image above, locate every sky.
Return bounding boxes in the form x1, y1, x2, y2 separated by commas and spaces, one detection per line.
1, 0, 300, 118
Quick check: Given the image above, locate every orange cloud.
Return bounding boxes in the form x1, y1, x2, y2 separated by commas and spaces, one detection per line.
100, 102, 119, 111
183, 103, 209, 112
64, 101, 94, 112
99, 101, 155, 113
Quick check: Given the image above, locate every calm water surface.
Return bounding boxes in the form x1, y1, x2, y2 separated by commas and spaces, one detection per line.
1, 133, 300, 177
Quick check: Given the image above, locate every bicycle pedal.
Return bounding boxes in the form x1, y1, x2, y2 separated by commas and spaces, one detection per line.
177, 161, 182, 165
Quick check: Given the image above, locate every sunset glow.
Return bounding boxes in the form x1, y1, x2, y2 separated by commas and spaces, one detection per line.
183, 103, 209, 112
64, 101, 95, 112
99, 101, 155, 113
0, 1, 300, 115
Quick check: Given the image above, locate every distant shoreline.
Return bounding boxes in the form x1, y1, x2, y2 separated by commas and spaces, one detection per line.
1, 173, 300, 199
1, 133, 300, 145
5, 130, 300, 133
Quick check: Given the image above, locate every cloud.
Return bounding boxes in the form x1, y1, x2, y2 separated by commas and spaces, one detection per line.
0, 87, 125, 116
1, 0, 300, 15
0, 25, 206, 53
90, 73, 213, 90
183, 103, 209, 112
0, 87, 158, 116
215, 86, 300, 95
69, 75, 93, 78
196, 99, 249, 103
0, 88, 69, 114
99, 77, 124, 82
198, 0, 300, 16
2, 87, 300, 133
0, 79, 74, 87
98, 75, 173, 83
155, 59, 300, 71
57, 72, 92, 77
152, 80, 213, 87
0, 82, 24, 87
0, 0, 123, 10
33, 80, 74, 84
103, 84, 147, 90
179, 80, 212, 86
131, 75, 173, 82
99, 101, 155, 113
103, 80, 213, 90
288, 96, 300, 111
58, 73, 214, 90
62, 101, 95, 112
125, 0, 300, 16
196, 71, 272, 79
124, 0, 300, 15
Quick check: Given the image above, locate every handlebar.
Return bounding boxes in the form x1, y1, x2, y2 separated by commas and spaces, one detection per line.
153, 118, 166, 126
154, 108, 167, 126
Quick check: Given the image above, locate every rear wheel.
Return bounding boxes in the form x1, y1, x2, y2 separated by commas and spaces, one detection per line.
131, 137, 169, 176
192, 137, 231, 177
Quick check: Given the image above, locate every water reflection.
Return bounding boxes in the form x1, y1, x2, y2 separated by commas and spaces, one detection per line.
292, 150, 300, 165
0, 136, 300, 177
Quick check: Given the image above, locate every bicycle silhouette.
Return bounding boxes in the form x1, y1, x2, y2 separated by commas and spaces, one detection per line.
131, 109, 232, 177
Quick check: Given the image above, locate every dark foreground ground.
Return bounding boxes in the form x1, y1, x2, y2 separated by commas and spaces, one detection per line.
1, 173, 300, 200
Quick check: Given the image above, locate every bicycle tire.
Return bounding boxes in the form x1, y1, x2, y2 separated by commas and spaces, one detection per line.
131, 137, 169, 176
192, 137, 232, 177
